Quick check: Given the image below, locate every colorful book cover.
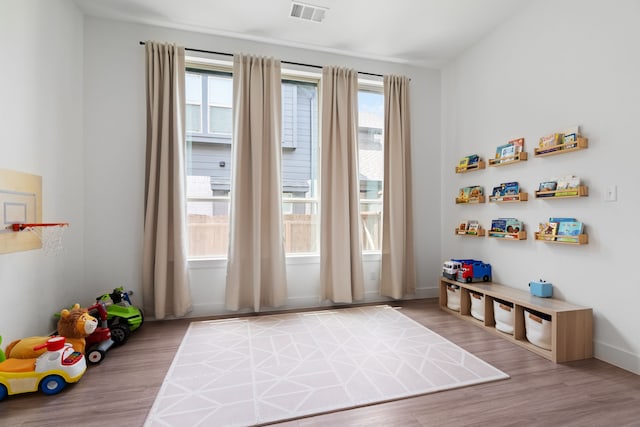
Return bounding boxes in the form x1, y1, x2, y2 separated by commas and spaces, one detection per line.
548, 217, 577, 223
505, 219, 523, 234
491, 219, 507, 233
467, 220, 480, 235
495, 143, 512, 160
556, 221, 583, 241
541, 222, 558, 240
466, 154, 479, 165
500, 144, 516, 160
509, 137, 525, 152
502, 181, 519, 196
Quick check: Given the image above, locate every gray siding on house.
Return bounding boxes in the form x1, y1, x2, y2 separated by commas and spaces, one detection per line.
188, 81, 318, 197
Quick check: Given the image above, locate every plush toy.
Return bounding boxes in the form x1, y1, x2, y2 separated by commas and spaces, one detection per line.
5, 304, 97, 359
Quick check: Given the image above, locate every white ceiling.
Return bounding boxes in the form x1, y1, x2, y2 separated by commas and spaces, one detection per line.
73, 0, 531, 67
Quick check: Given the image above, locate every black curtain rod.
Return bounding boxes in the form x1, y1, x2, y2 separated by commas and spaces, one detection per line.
139, 41, 383, 78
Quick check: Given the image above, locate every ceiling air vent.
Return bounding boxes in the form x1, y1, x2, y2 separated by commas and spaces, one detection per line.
290, 1, 328, 23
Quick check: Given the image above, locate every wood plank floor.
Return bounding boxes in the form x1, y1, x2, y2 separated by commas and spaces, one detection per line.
2, 299, 639, 427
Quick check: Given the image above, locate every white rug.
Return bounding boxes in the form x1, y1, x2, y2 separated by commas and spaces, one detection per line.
144, 305, 508, 426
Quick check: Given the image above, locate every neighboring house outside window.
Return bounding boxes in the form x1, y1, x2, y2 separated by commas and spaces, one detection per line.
185, 65, 383, 258
358, 88, 384, 252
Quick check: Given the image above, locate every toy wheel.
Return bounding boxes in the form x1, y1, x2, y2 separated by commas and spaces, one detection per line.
466, 277, 472, 283
110, 323, 130, 345
39, 375, 66, 395
87, 348, 106, 364
0, 384, 7, 401
483, 275, 490, 282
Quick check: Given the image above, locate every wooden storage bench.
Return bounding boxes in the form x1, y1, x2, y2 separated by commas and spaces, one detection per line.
439, 277, 592, 362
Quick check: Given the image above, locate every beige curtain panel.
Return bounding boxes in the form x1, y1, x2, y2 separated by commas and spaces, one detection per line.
142, 41, 193, 319
320, 66, 365, 303
380, 75, 416, 299
225, 54, 287, 311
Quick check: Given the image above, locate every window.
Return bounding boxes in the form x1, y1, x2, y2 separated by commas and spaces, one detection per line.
358, 88, 384, 252
185, 65, 320, 258
281, 79, 319, 254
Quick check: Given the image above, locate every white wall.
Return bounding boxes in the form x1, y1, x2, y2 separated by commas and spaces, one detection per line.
442, 0, 640, 373
0, 0, 85, 345
82, 17, 443, 317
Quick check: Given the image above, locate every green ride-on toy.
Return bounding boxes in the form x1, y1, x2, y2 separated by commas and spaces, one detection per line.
96, 287, 144, 345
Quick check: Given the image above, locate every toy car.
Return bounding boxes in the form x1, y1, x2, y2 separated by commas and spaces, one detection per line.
0, 336, 87, 400
97, 287, 144, 344
443, 259, 476, 280
84, 301, 115, 364
456, 260, 492, 283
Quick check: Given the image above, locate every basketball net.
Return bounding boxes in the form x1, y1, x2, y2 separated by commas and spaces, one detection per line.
25, 224, 68, 256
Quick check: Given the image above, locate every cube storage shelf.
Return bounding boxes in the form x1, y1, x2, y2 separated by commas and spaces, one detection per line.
439, 277, 592, 363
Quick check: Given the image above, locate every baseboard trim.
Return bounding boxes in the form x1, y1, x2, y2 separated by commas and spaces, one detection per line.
593, 339, 640, 375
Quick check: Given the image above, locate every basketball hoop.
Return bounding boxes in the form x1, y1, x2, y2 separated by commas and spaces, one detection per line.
10, 223, 69, 255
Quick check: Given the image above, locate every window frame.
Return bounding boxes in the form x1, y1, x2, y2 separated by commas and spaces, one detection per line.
185, 60, 323, 259
356, 82, 385, 254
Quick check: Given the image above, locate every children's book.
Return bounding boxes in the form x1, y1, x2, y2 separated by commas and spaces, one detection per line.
491, 219, 507, 233
500, 144, 516, 161
549, 217, 577, 223
505, 219, 523, 234
509, 137, 525, 152
502, 181, 520, 196
466, 154, 479, 165
467, 220, 480, 235
556, 221, 583, 242
541, 222, 558, 240
495, 143, 512, 160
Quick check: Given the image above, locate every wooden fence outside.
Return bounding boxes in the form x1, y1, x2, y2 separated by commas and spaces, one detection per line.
188, 212, 382, 257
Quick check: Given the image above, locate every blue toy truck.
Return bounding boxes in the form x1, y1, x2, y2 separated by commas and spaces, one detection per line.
456, 260, 492, 283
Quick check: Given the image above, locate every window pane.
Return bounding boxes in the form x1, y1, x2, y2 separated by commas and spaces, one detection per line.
358, 89, 384, 252
208, 75, 232, 106
186, 73, 202, 103
187, 196, 230, 257
281, 80, 319, 254
283, 201, 319, 253
186, 104, 201, 133
209, 106, 232, 134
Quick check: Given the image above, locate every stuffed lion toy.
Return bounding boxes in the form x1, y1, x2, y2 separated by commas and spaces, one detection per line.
5, 304, 97, 359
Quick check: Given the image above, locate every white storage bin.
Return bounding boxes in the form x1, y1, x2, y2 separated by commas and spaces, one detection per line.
446, 284, 460, 311
493, 299, 514, 334
470, 291, 484, 321
525, 309, 552, 350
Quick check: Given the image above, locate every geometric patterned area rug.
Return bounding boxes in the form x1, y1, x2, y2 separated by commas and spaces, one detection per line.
144, 305, 508, 426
